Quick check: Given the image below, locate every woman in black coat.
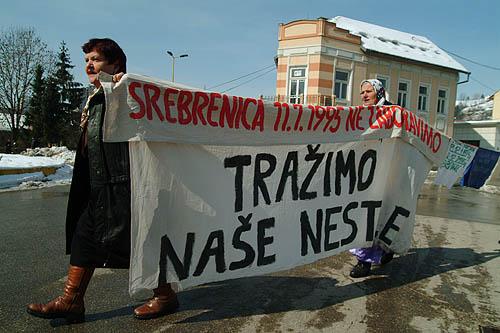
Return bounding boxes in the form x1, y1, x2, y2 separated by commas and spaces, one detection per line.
27, 38, 178, 323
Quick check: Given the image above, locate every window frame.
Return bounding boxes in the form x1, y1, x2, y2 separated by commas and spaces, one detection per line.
437, 87, 449, 115
288, 66, 307, 104
435, 117, 447, 132
333, 69, 351, 102
397, 79, 411, 108
376, 75, 390, 94
417, 83, 430, 112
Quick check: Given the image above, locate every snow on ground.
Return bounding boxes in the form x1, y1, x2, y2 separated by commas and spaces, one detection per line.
479, 184, 500, 195
22, 146, 76, 165
0, 153, 65, 170
0, 147, 75, 191
424, 170, 500, 194
0, 165, 73, 191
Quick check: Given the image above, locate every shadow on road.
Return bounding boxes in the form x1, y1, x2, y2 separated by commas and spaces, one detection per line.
175, 247, 499, 323
49, 246, 499, 326
49, 305, 135, 327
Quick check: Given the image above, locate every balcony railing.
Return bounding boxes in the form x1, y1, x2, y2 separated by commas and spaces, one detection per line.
258, 94, 337, 106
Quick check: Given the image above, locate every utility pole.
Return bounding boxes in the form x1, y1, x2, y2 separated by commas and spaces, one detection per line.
166, 51, 189, 82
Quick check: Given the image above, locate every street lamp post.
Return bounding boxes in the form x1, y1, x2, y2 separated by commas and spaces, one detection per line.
166, 50, 188, 82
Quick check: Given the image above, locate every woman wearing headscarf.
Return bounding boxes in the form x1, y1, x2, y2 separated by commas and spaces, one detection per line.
349, 79, 395, 278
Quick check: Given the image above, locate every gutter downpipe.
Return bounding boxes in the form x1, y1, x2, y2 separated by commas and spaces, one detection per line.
457, 72, 470, 85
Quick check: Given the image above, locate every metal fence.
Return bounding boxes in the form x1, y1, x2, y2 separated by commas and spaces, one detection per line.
258, 94, 336, 106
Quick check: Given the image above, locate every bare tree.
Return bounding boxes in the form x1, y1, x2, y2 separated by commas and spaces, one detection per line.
0, 27, 50, 142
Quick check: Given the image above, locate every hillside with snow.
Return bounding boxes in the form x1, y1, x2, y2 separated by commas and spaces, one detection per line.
455, 97, 493, 121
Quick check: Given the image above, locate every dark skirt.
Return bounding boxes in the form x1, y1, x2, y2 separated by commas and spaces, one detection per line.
69, 183, 131, 269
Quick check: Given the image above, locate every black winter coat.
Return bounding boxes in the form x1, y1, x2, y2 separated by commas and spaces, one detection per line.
65, 89, 131, 268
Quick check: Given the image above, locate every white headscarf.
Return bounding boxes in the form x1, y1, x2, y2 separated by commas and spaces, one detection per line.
360, 79, 389, 106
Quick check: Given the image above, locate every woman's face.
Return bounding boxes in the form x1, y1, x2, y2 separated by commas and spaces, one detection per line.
360, 82, 377, 106
84, 49, 118, 88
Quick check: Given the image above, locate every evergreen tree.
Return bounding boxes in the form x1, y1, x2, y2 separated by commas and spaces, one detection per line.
43, 75, 62, 145
46, 41, 85, 147
25, 64, 46, 146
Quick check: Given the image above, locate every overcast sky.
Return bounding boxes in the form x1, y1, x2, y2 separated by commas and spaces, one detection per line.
2, 0, 499, 99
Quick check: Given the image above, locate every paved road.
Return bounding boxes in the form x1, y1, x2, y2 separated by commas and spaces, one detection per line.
417, 183, 500, 225
0, 184, 499, 332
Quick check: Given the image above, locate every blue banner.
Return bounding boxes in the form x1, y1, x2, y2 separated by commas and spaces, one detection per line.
461, 147, 500, 189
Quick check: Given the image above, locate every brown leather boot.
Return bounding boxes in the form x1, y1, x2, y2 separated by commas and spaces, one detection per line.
27, 265, 94, 323
134, 283, 179, 320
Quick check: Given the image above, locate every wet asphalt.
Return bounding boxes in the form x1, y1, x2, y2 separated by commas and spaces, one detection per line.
0, 184, 499, 332
417, 183, 500, 226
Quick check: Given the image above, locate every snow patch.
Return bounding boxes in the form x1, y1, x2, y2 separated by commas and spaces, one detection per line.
479, 184, 500, 194
0, 147, 75, 191
22, 146, 76, 165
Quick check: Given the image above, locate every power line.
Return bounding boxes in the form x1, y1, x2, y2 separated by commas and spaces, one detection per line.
470, 75, 495, 93
221, 67, 276, 93
442, 48, 500, 71
208, 64, 275, 90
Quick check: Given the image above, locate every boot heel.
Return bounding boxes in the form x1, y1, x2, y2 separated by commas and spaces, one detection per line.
66, 312, 85, 323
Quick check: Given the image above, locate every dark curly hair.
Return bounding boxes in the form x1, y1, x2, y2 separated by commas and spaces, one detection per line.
82, 38, 127, 73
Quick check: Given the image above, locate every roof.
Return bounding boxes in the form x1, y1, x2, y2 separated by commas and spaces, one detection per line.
329, 16, 469, 73
487, 90, 500, 101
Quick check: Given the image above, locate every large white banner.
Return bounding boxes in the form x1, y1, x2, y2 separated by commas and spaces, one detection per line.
100, 74, 449, 295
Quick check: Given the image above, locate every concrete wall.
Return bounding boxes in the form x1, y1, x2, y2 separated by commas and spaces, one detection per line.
493, 90, 500, 120
453, 121, 500, 151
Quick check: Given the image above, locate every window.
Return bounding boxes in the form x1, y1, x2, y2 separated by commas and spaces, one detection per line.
418, 85, 429, 112
376, 75, 390, 92
288, 67, 306, 104
397, 81, 409, 108
334, 70, 349, 100
437, 89, 448, 114
461, 140, 480, 147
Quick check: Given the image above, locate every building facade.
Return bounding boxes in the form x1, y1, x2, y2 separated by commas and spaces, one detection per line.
275, 17, 469, 136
